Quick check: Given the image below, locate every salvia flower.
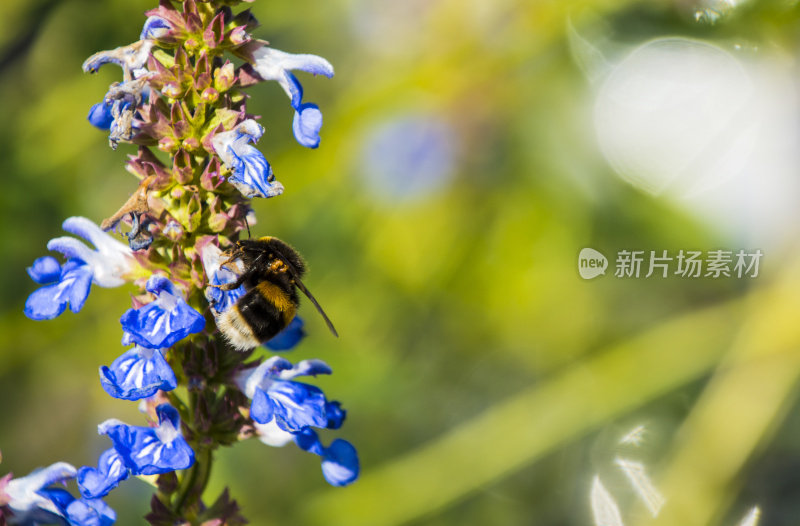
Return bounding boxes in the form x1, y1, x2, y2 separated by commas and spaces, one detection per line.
238, 357, 337, 432
250, 46, 333, 148
120, 275, 205, 349
200, 243, 246, 315
101, 404, 194, 476
25, 217, 135, 320
78, 404, 194, 501
211, 119, 284, 198
99, 346, 177, 401
250, 47, 334, 109
0, 462, 116, 525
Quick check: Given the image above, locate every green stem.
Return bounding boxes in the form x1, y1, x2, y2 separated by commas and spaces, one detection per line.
173, 445, 213, 517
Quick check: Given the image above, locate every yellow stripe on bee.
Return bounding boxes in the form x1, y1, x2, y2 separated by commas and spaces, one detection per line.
256, 281, 296, 324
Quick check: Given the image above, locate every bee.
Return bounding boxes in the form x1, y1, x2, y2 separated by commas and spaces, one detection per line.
214, 236, 338, 351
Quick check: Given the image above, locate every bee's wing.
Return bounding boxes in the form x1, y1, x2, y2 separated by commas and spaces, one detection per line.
276, 253, 339, 338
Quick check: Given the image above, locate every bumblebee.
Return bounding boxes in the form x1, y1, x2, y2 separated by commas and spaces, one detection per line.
214, 236, 337, 351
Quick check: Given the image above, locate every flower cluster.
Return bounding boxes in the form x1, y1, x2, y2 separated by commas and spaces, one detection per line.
5, 1, 357, 524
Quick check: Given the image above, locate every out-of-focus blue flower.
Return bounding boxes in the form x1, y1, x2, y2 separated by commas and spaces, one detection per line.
91, 405, 194, 483
361, 114, 457, 201
0, 462, 77, 524
120, 276, 205, 349
237, 357, 335, 432
0, 463, 115, 525
140, 16, 171, 40
99, 347, 177, 401
25, 218, 134, 321
292, 103, 323, 149
211, 120, 284, 199
295, 429, 359, 487
25, 258, 92, 321
76, 449, 129, 500
265, 316, 306, 351
250, 46, 334, 148
200, 243, 245, 315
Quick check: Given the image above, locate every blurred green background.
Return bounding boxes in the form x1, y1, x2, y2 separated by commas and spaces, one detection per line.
3, 0, 800, 525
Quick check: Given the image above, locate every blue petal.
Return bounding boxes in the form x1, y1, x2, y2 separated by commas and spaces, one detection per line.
77, 449, 129, 499
265, 316, 306, 351
280, 358, 332, 379
141, 16, 171, 40
24, 260, 92, 320
250, 388, 274, 424
156, 403, 181, 430
25, 284, 68, 320
292, 103, 323, 148
100, 347, 177, 401
325, 401, 346, 430
294, 428, 324, 456
284, 72, 303, 109
266, 381, 328, 432
65, 498, 116, 526
321, 439, 360, 487
87, 101, 114, 130
64, 260, 93, 313
145, 275, 177, 296
27, 256, 61, 284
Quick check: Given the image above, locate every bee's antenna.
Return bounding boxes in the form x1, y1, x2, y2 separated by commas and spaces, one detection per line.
244, 214, 252, 239
273, 252, 338, 338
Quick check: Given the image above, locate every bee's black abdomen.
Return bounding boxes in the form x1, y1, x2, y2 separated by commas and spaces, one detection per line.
237, 288, 287, 343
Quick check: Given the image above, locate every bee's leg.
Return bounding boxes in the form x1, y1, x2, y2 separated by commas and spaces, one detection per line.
209, 268, 255, 291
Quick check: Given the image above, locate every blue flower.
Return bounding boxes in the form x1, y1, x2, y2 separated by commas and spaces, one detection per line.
120, 275, 205, 349
1, 462, 77, 523
295, 428, 359, 487
99, 347, 177, 401
250, 47, 334, 149
211, 120, 284, 199
25, 218, 134, 321
238, 357, 336, 432
0, 463, 116, 525
361, 114, 457, 201
201, 243, 246, 315
45, 217, 135, 288
265, 316, 306, 351
76, 449, 129, 500
102, 404, 194, 476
